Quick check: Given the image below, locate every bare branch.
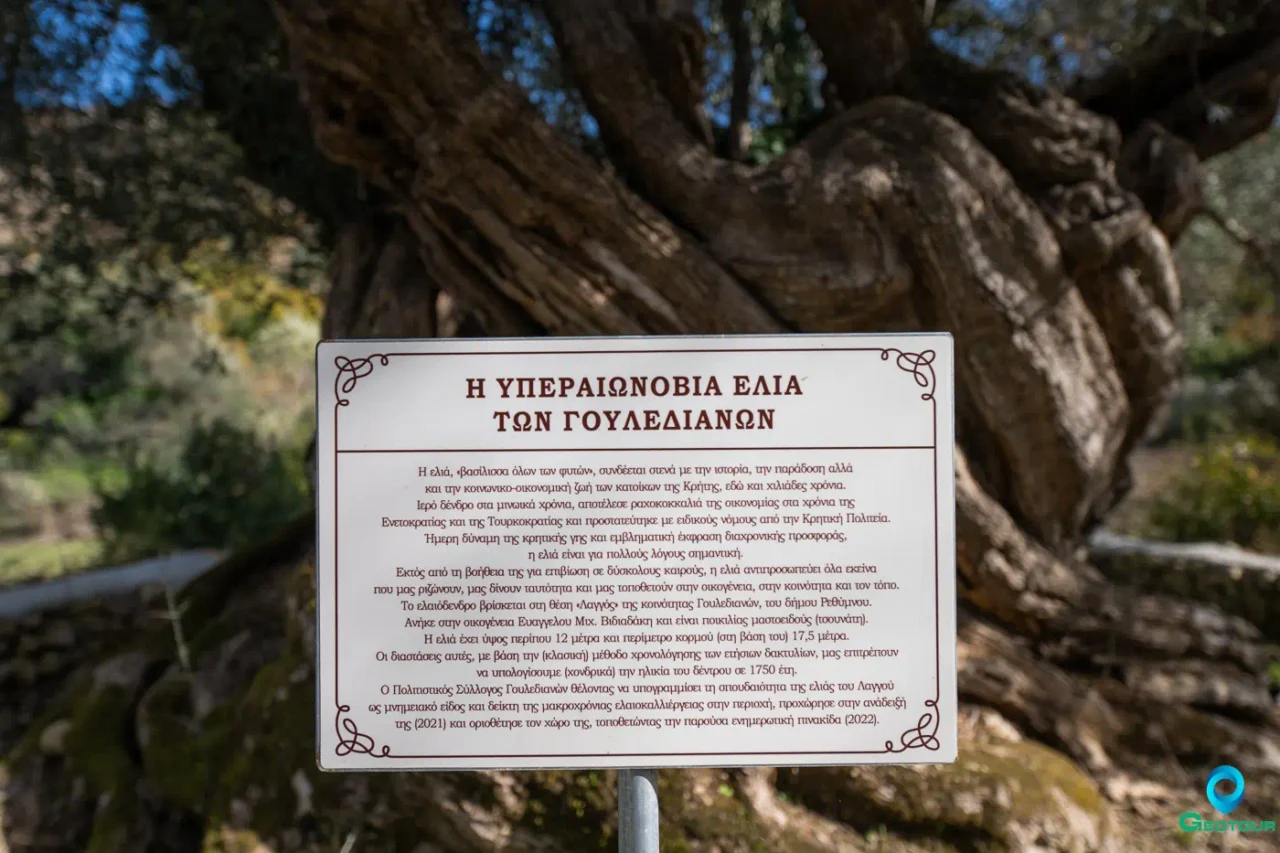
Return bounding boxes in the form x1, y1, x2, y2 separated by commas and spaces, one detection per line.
1201, 204, 1280, 287
1153, 39, 1280, 159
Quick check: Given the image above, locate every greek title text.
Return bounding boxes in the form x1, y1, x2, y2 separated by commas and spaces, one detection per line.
464, 375, 805, 433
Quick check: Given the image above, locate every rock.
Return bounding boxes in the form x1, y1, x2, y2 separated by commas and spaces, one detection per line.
44, 619, 76, 648
90, 652, 151, 692
16, 632, 41, 656
134, 670, 223, 812
1101, 775, 1173, 807
38, 720, 72, 755
35, 649, 68, 679
9, 657, 35, 685
781, 740, 1128, 852
290, 770, 313, 818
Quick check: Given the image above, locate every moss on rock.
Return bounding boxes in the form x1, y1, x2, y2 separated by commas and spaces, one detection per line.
8, 652, 168, 853
206, 657, 327, 839
136, 670, 233, 812
781, 740, 1120, 853
82, 786, 143, 853
62, 653, 153, 796
517, 769, 616, 848
660, 769, 769, 853
197, 579, 401, 852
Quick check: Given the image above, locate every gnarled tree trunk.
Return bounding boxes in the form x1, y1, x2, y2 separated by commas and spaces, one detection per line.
5, 1, 1280, 852
270, 0, 1278, 753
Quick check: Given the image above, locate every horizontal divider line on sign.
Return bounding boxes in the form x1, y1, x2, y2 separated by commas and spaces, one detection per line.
322, 347, 935, 355
334, 750, 934, 758
335, 446, 936, 453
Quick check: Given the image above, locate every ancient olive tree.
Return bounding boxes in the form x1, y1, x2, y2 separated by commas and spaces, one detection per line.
271, 0, 1280, 758
5, 1, 1280, 851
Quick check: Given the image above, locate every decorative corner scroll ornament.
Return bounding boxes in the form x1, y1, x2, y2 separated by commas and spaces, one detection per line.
335, 704, 388, 757
886, 699, 942, 752
334, 354, 390, 406
879, 349, 936, 401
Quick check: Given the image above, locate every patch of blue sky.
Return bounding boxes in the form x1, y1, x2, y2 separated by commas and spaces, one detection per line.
22, 0, 186, 107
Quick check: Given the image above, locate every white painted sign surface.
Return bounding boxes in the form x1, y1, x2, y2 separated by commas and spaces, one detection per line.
316, 334, 957, 770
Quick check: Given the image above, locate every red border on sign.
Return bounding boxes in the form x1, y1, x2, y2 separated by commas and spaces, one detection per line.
327, 347, 943, 760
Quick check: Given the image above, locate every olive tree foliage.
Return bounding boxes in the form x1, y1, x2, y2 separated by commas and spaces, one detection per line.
0, 2, 333, 444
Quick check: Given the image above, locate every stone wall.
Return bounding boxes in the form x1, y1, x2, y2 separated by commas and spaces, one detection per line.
0, 587, 168, 758
1089, 530, 1280, 643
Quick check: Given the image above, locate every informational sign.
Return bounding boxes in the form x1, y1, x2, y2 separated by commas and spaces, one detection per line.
316, 334, 957, 770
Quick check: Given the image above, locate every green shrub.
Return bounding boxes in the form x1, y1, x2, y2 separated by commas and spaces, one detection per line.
92, 418, 310, 560
0, 538, 104, 586
1145, 435, 1280, 553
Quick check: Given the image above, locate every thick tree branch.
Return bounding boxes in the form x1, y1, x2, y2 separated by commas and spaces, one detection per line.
792, 0, 927, 104
1073, 2, 1280, 159
541, 0, 916, 332
621, 0, 713, 149
1115, 121, 1205, 242
270, 0, 782, 339
547, 0, 1135, 545
1150, 39, 1280, 159
797, 1, 1174, 280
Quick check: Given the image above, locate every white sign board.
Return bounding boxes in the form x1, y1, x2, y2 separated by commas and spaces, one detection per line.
316, 334, 957, 770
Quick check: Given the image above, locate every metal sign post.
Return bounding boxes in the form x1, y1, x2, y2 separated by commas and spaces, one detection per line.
618, 769, 659, 853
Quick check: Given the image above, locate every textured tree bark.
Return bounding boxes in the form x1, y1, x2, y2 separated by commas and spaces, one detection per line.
321, 209, 535, 341
792, 0, 926, 102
